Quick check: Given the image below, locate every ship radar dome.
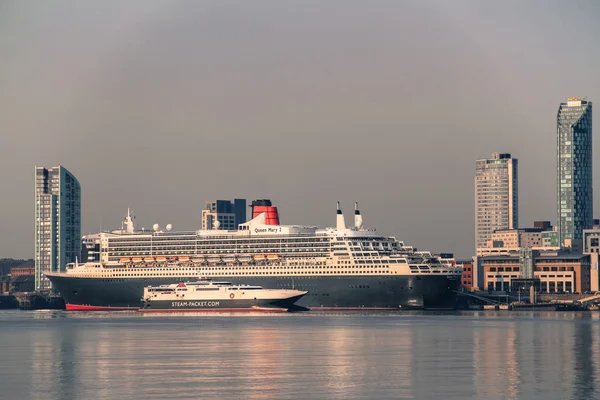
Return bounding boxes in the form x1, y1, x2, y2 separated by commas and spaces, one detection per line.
166, 224, 172, 231
214, 220, 221, 229
153, 224, 160, 231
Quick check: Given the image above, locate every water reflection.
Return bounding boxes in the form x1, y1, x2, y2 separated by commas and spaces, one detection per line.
2, 311, 600, 399
572, 314, 595, 400
469, 312, 600, 400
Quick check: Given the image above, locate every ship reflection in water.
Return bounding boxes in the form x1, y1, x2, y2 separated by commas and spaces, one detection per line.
2, 311, 600, 399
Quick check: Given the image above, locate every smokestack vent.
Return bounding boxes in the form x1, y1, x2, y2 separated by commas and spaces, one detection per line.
354, 202, 363, 229
336, 202, 346, 230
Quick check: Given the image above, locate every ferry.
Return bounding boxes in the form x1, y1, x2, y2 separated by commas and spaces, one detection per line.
139, 280, 308, 312
46, 200, 461, 311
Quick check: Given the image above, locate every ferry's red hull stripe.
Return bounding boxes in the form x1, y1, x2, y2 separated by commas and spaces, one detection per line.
67, 304, 402, 312
65, 304, 138, 311
138, 308, 288, 313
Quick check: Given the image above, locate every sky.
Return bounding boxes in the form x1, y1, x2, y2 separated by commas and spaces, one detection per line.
1, 1, 599, 259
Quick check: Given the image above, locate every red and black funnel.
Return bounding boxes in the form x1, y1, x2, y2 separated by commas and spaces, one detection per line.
251, 199, 280, 225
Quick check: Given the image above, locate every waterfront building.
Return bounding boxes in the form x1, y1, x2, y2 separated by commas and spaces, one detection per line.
541, 229, 559, 247
0, 277, 9, 294
475, 153, 518, 251
201, 199, 246, 230
10, 267, 35, 279
12, 274, 35, 293
479, 251, 590, 293
557, 98, 593, 246
583, 227, 600, 291
34, 166, 81, 290
459, 260, 474, 290
487, 228, 544, 249
477, 223, 559, 257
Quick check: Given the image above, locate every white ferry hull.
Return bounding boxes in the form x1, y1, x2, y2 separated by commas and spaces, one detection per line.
140, 293, 307, 313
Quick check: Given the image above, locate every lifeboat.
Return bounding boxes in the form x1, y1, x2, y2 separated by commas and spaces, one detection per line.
119, 257, 131, 264
253, 255, 267, 260
223, 256, 236, 263
132, 257, 143, 263
238, 256, 252, 263
155, 256, 167, 263
207, 256, 221, 264
267, 254, 280, 260
179, 256, 191, 262
144, 257, 156, 263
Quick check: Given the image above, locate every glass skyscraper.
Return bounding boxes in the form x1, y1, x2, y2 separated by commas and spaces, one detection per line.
475, 153, 519, 250
35, 166, 81, 290
557, 98, 592, 246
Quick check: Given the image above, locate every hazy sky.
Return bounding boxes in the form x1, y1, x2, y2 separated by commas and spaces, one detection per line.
1, 1, 599, 259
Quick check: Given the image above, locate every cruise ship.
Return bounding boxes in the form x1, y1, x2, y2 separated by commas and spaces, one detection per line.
46, 200, 461, 311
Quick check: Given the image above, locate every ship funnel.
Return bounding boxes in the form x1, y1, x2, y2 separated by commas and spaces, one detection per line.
336, 202, 346, 230
125, 208, 135, 233
354, 202, 363, 229
251, 199, 280, 225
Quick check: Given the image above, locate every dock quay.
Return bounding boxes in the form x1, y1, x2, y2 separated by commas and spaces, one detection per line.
12, 293, 65, 310
459, 290, 600, 311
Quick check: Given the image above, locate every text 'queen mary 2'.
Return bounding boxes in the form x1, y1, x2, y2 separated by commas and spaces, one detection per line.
46, 201, 462, 311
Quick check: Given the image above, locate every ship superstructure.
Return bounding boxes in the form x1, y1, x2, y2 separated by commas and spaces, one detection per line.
47, 201, 461, 310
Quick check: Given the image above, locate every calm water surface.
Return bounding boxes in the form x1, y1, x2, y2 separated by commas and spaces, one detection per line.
1, 310, 600, 400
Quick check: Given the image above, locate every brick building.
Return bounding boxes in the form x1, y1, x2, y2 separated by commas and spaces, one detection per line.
480, 251, 590, 293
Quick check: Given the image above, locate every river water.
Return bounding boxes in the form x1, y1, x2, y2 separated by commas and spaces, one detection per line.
1, 310, 599, 400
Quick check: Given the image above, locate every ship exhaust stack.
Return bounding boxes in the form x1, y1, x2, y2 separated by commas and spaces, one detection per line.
354, 202, 363, 229
251, 199, 280, 226
125, 208, 135, 234
336, 202, 346, 230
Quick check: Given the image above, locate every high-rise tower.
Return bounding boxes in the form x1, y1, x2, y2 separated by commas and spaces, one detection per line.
34, 166, 81, 290
201, 199, 246, 230
557, 98, 592, 246
475, 153, 518, 250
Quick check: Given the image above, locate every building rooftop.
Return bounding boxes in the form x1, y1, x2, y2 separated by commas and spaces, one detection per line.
481, 253, 588, 262
493, 228, 543, 233
535, 254, 587, 261
11, 275, 34, 284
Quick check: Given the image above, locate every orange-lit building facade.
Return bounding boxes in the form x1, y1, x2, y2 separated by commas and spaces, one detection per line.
480, 253, 590, 293
460, 261, 473, 290
11, 267, 35, 279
